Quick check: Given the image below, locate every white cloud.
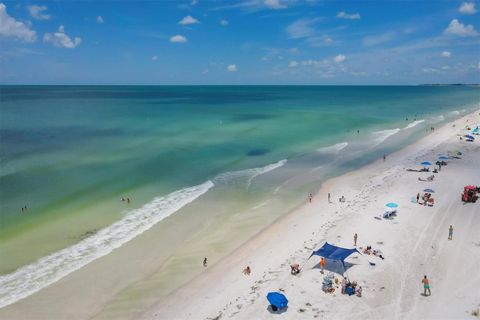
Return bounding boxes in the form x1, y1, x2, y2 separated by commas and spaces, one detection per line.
336, 11, 360, 20
220, 19, 229, 26
444, 19, 478, 37
151, 55, 158, 60
286, 18, 319, 39
170, 34, 188, 43
362, 32, 394, 46
289, 60, 299, 67
459, 2, 477, 14
264, 0, 287, 9
43, 25, 81, 48
27, 5, 51, 20
333, 54, 346, 63
0, 3, 37, 42
179, 15, 200, 25
441, 51, 451, 57
96, 16, 104, 24
226, 64, 238, 72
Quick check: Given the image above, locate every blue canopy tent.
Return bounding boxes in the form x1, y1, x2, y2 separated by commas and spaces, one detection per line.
309, 242, 360, 272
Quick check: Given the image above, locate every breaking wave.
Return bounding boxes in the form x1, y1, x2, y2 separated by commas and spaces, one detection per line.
404, 120, 425, 130
372, 128, 401, 146
317, 142, 349, 154
0, 180, 214, 309
214, 159, 287, 188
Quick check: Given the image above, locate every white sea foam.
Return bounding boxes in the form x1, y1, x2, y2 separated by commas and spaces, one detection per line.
433, 115, 445, 122
404, 120, 425, 130
372, 128, 401, 146
317, 142, 348, 154
0, 180, 214, 309
450, 110, 460, 115
214, 159, 287, 188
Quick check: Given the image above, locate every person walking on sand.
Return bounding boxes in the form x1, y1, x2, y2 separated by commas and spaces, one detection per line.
328, 193, 331, 203
354, 233, 358, 246
448, 225, 453, 240
383, 154, 386, 162
320, 257, 325, 274
243, 266, 251, 275
308, 193, 313, 203
416, 193, 420, 203
203, 257, 208, 267
422, 275, 431, 296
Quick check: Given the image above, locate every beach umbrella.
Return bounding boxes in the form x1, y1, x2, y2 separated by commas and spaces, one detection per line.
465, 135, 475, 140
385, 202, 398, 208
438, 156, 448, 160
420, 161, 432, 166
266, 292, 288, 309
424, 188, 435, 193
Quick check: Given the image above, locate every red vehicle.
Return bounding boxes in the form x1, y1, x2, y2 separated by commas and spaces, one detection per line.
462, 186, 479, 203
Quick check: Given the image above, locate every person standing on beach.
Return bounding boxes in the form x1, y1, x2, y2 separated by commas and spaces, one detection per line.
354, 233, 358, 246
422, 275, 431, 296
416, 193, 420, 203
203, 257, 208, 267
448, 225, 453, 240
320, 257, 325, 274
383, 154, 386, 161
127, 197, 130, 204
328, 193, 331, 203
308, 193, 313, 203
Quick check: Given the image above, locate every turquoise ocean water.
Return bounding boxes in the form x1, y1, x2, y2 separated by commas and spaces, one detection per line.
0, 85, 479, 308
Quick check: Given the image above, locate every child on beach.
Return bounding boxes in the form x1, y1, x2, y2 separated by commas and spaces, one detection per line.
422, 275, 431, 296
320, 257, 325, 274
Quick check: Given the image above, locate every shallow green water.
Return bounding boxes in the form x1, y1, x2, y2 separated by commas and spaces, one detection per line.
0, 85, 478, 308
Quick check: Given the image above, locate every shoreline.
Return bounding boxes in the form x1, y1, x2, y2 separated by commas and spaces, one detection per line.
142, 109, 480, 319
0, 109, 478, 319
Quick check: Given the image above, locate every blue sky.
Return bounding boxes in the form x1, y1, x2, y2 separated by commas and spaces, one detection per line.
1, 0, 479, 84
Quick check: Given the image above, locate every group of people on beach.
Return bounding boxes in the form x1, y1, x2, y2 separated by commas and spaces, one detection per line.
20, 205, 28, 213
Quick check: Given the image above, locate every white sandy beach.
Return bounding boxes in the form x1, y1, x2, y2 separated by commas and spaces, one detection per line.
1, 111, 479, 320
142, 110, 480, 320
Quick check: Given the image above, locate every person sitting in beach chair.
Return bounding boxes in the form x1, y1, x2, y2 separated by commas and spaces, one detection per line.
383, 210, 397, 218
427, 198, 434, 206
356, 286, 362, 297
290, 263, 300, 275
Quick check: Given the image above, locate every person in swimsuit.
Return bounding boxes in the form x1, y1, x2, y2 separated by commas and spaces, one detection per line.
422, 275, 431, 296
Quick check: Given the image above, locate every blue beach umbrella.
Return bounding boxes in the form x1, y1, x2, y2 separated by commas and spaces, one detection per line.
420, 161, 432, 166
385, 202, 398, 208
424, 188, 435, 193
465, 135, 475, 140
267, 292, 288, 309
438, 156, 448, 160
